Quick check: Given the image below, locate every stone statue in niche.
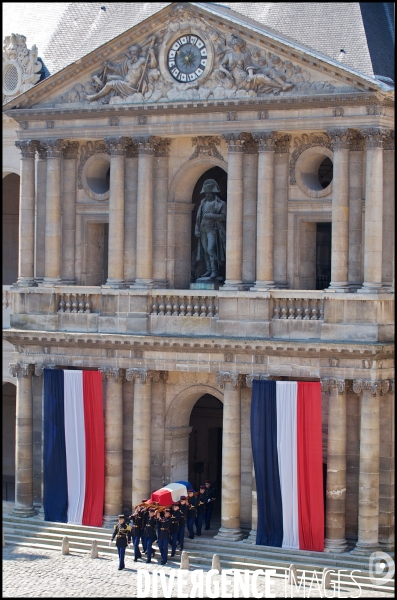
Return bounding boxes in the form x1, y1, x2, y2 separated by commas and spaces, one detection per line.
195, 179, 226, 281
86, 38, 161, 103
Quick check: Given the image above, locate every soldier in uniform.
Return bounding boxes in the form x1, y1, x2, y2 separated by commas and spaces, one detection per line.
110, 514, 132, 570
186, 488, 198, 539
170, 501, 181, 557
204, 480, 217, 530
157, 507, 172, 565
178, 495, 188, 550
128, 508, 142, 562
195, 484, 207, 536
143, 507, 157, 563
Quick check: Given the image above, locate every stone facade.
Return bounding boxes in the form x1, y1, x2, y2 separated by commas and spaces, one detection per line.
2, 2, 394, 551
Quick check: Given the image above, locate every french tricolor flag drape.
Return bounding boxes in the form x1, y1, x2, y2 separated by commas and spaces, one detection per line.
43, 369, 105, 526
251, 380, 324, 552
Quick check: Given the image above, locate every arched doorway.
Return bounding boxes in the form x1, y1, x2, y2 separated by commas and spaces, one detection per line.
188, 394, 223, 519
2, 382, 16, 501
2, 173, 20, 285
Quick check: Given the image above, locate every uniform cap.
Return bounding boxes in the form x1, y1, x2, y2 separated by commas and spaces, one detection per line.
180, 496, 186, 500
200, 484, 205, 489
118, 514, 125, 518
187, 489, 193, 493
200, 179, 220, 194
142, 498, 149, 502
149, 507, 156, 512
165, 508, 171, 513
205, 480, 211, 484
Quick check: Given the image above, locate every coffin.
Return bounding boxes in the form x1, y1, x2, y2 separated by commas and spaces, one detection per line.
150, 482, 188, 505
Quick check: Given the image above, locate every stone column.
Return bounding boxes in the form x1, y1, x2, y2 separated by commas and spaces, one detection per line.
252, 132, 277, 290
100, 367, 123, 525
127, 369, 155, 507
153, 138, 171, 288
61, 142, 79, 284
322, 379, 348, 552
351, 380, 381, 554
9, 362, 36, 516
327, 129, 351, 291
134, 137, 155, 288
348, 134, 364, 290
274, 135, 291, 288
215, 372, 243, 541
360, 128, 388, 293
104, 136, 129, 287
222, 134, 245, 290
124, 143, 139, 286
15, 140, 38, 286
42, 139, 66, 285
382, 131, 394, 291
379, 380, 394, 551
35, 145, 47, 283
242, 136, 258, 286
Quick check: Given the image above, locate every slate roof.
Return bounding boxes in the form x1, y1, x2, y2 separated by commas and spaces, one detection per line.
2, 2, 394, 81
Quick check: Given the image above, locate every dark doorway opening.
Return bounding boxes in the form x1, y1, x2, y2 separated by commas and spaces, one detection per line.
316, 223, 331, 289
189, 395, 223, 517
86, 222, 109, 285
190, 167, 227, 282
2, 173, 20, 285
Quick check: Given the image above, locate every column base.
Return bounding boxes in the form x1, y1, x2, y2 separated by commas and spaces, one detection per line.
250, 281, 275, 291
42, 277, 62, 286
350, 542, 381, 556
359, 283, 383, 294
379, 538, 395, 552
243, 529, 257, 544
103, 279, 125, 288
214, 526, 244, 542
222, 280, 245, 290
348, 283, 361, 292
61, 278, 76, 285
133, 279, 154, 289
381, 284, 395, 293
15, 277, 36, 287
324, 538, 349, 553
102, 514, 119, 529
10, 505, 37, 518
327, 283, 350, 292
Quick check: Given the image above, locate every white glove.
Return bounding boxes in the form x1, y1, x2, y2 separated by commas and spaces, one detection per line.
109, 540, 112, 546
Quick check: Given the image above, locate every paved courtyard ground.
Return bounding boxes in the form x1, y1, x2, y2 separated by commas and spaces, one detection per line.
3, 543, 394, 598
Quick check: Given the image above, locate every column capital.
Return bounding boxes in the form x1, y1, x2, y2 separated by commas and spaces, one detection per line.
125, 140, 139, 158
253, 131, 278, 152
239, 133, 258, 154
351, 379, 391, 396
15, 140, 39, 158
383, 130, 395, 151
9, 362, 34, 378
125, 368, 167, 383
41, 139, 68, 158
103, 136, 130, 156
321, 378, 346, 394
274, 134, 291, 154
222, 133, 245, 152
327, 128, 357, 150
245, 374, 270, 388
132, 136, 156, 155
216, 372, 244, 389
34, 364, 45, 377
152, 137, 171, 158
99, 366, 121, 382
62, 141, 79, 160
360, 127, 390, 148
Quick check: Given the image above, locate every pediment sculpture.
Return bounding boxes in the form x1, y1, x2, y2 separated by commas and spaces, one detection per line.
58, 6, 339, 106
3, 33, 42, 104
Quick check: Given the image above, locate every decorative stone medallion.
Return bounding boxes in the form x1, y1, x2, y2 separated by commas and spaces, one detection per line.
167, 34, 208, 82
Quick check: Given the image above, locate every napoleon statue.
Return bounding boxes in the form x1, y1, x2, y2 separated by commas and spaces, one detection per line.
195, 179, 226, 281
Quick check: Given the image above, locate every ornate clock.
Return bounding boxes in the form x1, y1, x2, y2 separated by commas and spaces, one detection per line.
167, 35, 208, 82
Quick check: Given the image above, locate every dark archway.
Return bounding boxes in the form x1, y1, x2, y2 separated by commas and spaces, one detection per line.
190, 166, 227, 282
188, 394, 222, 518
2, 173, 20, 285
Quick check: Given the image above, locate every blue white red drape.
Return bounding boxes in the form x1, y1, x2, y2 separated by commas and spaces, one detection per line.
43, 369, 105, 526
251, 380, 324, 552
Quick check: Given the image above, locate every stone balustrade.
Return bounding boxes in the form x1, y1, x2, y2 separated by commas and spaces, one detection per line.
150, 294, 219, 317
272, 296, 324, 320
57, 292, 93, 314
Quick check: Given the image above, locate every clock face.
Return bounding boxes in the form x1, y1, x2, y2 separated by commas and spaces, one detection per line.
167, 35, 208, 82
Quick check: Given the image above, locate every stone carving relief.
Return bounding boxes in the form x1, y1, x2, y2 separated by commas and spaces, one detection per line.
3, 33, 42, 104
189, 136, 224, 161
290, 132, 332, 185
56, 4, 339, 107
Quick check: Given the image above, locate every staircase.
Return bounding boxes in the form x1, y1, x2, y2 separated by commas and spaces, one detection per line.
3, 513, 394, 594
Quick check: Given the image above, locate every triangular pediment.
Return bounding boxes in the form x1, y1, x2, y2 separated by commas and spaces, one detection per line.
3, 2, 392, 112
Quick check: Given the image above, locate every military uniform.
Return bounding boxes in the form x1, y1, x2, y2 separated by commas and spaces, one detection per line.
169, 505, 181, 556
195, 486, 207, 536
111, 516, 132, 570
204, 481, 217, 530
186, 491, 198, 539
178, 497, 188, 550
143, 510, 157, 563
128, 512, 142, 561
157, 510, 172, 564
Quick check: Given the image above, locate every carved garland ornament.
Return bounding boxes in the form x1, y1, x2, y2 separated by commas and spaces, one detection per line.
189, 136, 224, 161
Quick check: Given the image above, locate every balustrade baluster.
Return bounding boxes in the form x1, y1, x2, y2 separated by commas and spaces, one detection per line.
186, 298, 193, 316
165, 296, 172, 316
295, 299, 303, 320
288, 299, 296, 320
85, 294, 91, 314
303, 299, 311, 320
200, 298, 207, 317
78, 296, 85, 313
193, 297, 200, 317
273, 298, 280, 319
179, 297, 186, 316
207, 298, 214, 318
58, 295, 65, 313
151, 297, 159, 315
172, 297, 180, 316
158, 296, 165, 316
